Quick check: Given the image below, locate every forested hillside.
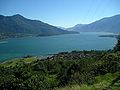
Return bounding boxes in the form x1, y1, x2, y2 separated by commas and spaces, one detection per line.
0, 14, 77, 39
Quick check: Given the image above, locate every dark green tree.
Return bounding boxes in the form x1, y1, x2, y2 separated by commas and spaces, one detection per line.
114, 36, 120, 51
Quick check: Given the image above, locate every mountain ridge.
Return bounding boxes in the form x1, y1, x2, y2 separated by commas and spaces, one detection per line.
0, 14, 78, 39
67, 14, 120, 33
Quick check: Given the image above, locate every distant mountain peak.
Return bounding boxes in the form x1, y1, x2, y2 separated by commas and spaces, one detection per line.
74, 14, 120, 33
0, 14, 78, 37
74, 24, 84, 27
12, 14, 24, 18
67, 24, 87, 31
13, 14, 22, 17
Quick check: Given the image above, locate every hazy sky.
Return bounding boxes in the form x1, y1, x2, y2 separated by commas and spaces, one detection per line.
0, 0, 120, 27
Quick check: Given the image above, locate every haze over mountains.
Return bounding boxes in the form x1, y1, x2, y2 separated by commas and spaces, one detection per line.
67, 24, 86, 31
0, 14, 77, 39
66, 14, 120, 33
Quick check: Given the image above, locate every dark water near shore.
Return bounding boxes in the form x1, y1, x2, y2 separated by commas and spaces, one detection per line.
0, 32, 117, 61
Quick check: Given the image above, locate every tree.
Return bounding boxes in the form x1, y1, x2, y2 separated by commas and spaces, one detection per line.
114, 36, 120, 51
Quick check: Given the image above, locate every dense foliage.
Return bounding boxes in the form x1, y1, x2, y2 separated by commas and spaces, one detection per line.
114, 36, 120, 51
0, 39, 120, 90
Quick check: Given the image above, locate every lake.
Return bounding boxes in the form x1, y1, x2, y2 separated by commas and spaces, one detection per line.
0, 32, 117, 61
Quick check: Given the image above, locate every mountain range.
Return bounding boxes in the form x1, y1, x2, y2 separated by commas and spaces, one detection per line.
0, 14, 77, 39
67, 14, 120, 33
1, 14, 120, 40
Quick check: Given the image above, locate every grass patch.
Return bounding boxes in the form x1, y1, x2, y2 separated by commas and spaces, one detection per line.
0, 57, 37, 67
55, 72, 120, 90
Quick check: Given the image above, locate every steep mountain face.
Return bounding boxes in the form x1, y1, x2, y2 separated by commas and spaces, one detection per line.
69, 14, 120, 33
0, 14, 77, 37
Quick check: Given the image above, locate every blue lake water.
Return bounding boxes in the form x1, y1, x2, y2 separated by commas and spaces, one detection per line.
0, 32, 117, 61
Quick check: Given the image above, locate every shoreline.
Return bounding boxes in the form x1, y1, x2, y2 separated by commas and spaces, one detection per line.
0, 50, 108, 64
0, 54, 53, 63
